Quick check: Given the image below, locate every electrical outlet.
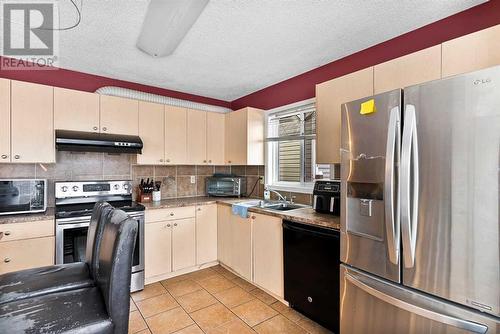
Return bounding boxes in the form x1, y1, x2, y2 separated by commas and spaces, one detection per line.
190, 175, 196, 184
259, 176, 264, 184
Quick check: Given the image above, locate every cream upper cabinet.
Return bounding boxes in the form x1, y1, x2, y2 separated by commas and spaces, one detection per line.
54, 87, 100, 132
252, 213, 284, 298
374, 45, 442, 94
225, 107, 264, 165
100, 95, 139, 135
442, 24, 500, 77
11, 80, 55, 163
206, 112, 225, 165
138, 101, 164, 165
196, 204, 218, 265
145, 221, 172, 279
165, 105, 187, 164
172, 218, 196, 271
0, 79, 10, 163
316, 67, 374, 163
186, 108, 207, 165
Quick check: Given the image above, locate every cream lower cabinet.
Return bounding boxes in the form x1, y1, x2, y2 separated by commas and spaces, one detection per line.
252, 213, 284, 298
54, 87, 100, 132
172, 218, 196, 271
0, 219, 55, 274
315, 68, 374, 164
196, 204, 218, 265
0, 79, 10, 163
217, 204, 252, 280
442, 24, 500, 77
11, 80, 55, 163
145, 207, 196, 280
138, 101, 165, 165
145, 220, 172, 279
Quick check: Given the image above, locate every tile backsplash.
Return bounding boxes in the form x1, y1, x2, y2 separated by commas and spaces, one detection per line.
0, 151, 265, 206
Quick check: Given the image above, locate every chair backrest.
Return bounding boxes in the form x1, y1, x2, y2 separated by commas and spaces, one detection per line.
85, 202, 113, 280
95, 208, 138, 334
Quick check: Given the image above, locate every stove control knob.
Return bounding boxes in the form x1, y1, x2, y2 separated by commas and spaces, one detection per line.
123, 184, 130, 190
72, 186, 79, 192
61, 186, 68, 192
113, 184, 120, 190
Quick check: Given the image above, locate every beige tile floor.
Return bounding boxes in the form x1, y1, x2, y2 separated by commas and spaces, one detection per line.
129, 265, 333, 334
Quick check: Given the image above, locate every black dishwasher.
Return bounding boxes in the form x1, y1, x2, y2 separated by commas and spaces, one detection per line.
283, 220, 340, 333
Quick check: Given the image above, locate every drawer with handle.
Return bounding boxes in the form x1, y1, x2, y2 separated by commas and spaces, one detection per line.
0, 237, 55, 274
0, 219, 54, 243
145, 206, 196, 223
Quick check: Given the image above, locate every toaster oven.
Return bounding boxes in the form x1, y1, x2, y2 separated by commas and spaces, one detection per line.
206, 175, 246, 197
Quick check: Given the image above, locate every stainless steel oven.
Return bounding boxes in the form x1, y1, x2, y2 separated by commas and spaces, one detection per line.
55, 180, 145, 292
0, 179, 47, 215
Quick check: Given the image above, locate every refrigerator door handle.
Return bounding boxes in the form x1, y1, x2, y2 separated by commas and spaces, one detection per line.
401, 104, 419, 268
345, 271, 488, 334
384, 106, 400, 265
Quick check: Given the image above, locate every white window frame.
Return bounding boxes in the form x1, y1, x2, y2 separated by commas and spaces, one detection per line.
265, 98, 316, 194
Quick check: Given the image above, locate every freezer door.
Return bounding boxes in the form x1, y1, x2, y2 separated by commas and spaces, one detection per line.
402, 66, 500, 317
340, 265, 499, 334
340, 89, 401, 283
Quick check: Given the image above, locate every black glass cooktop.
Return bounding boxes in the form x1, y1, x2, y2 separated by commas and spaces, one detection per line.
55, 201, 145, 219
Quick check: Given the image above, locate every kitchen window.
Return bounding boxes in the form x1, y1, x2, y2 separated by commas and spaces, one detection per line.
266, 99, 319, 193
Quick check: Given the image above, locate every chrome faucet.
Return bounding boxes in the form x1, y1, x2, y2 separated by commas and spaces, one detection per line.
265, 187, 287, 202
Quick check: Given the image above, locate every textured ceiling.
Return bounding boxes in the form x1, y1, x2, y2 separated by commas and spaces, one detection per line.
15, 0, 488, 100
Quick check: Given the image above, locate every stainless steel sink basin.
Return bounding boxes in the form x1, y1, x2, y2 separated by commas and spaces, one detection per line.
261, 202, 308, 212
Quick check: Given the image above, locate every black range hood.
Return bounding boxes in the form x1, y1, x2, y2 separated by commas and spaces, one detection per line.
56, 130, 143, 154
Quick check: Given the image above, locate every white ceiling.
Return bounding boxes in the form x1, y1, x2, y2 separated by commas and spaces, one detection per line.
21, 0, 489, 101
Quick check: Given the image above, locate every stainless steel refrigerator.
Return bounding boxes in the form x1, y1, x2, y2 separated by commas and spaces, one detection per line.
340, 66, 500, 334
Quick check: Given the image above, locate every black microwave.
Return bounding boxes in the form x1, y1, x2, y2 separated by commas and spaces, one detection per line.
0, 179, 47, 215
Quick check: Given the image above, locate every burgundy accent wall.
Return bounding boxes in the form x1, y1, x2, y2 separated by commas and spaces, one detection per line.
231, 1, 500, 110
0, 56, 231, 109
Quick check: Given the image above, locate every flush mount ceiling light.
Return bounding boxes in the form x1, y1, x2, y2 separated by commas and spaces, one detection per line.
137, 0, 209, 57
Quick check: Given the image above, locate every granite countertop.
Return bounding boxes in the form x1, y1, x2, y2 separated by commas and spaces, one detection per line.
0, 207, 55, 224
144, 197, 340, 230
0, 196, 340, 231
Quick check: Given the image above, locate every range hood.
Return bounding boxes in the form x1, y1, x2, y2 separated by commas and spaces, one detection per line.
55, 130, 143, 154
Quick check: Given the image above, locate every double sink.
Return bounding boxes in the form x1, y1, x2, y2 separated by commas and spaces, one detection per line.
241, 200, 309, 212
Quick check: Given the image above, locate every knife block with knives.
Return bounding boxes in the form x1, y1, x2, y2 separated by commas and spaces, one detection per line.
138, 178, 155, 203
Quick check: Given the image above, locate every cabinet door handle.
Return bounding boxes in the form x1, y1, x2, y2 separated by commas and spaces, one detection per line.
197, 208, 201, 211
4, 231, 10, 236
4, 258, 11, 263
160, 159, 164, 162
102, 127, 107, 131
228, 160, 231, 164
1, 154, 7, 159
166, 224, 171, 228
93, 126, 98, 131
173, 223, 178, 227
208, 160, 212, 163
203, 160, 207, 163
166, 159, 171, 163
14, 155, 20, 159
169, 213, 174, 216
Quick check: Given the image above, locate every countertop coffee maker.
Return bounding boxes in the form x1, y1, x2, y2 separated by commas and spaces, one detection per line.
312, 180, 340, 215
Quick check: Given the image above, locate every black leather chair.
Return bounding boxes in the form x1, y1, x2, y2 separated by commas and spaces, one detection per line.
0, 202, 112, 305
0, 208, 138, 334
